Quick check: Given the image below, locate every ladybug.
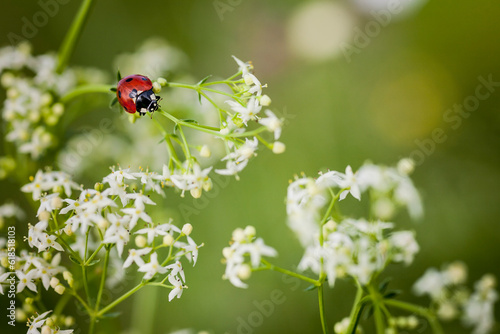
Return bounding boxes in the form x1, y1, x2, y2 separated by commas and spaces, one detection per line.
116, 74, 160, 116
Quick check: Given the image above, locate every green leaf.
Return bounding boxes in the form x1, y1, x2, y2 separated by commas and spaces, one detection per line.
100, 312, 121, 319
117, 70, 122, 81
384, 290, 402, 299
173, 123, 179, 134
86, 259, 101, 267
181, 119, 199, 124
197, 91, 202, 104
69, 255, 81, 265
158, 137, 166, 144
378, 277, 392, 294
109, 87, 117, 92
197, 75, 212, 86
304, 284, 318, 292
109, 97, 118, 108
363, 304, 374, 320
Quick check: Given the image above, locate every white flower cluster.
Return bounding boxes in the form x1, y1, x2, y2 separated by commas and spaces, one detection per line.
0, 42, 106, 159
20, 167, 202, 302
298, 219, 419, 287
0, 202, 25, 226
0, 249, 69, 296
413, 262, 497, 334
287, 160, 422, 248
25, 310, 73, 334
222, 226, 277, 288
215, 56, 285, 177
285, 160, 422, 287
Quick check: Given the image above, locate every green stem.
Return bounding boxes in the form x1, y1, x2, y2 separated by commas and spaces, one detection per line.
70, 289, 93, 315
368, 284, 385, 334
56, 0, 96, 73
384, 299, 444, 334
177, 125, 192, 161
84, 243, 104, 266
94, 247, 110, 311
82, 228, 92, 306
97, 283, 145, 317
60, 84, 113, 104
260, 259, 320, 286
318, 283, 328, 334
346, 283, 365, 334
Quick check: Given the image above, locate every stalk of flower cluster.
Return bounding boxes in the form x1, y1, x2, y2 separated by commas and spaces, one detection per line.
56, 0, 96, 73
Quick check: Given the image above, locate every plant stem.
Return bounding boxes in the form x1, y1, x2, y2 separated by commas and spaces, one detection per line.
97, 282, 145, 317
56, 0, 96, 73
260, 259, 320, 286
84, 243, 104, 266
60, 84, 113, 104
318, 283, 329, 334
384, 299, 444, 334
346, 283, 365, 334
368, 284, 385, 334
95, 247, 110, 311
158, 109, 266, 139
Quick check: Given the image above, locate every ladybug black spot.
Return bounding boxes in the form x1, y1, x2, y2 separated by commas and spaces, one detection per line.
125, 78, 133, 82
141, 77, 147, 81
118, 91, 121, 98
129, 89, 138, 98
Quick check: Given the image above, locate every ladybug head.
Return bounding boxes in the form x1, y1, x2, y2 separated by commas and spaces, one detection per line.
136, 89, 160, 116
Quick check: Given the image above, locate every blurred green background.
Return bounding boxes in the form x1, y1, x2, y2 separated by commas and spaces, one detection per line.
1, 0, 500, 333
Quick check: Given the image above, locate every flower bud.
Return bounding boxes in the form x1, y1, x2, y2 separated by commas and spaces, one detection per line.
64, 224, 73, 236
97, 218, 109, 230
94, 182, 104, 192
200, 145, 211, 158
51, 196, 63, 209
65, 316, 75, 327
232, 228, 245, 242
38, 211, 51, 222
244, 225, 256, 238
272, 141, 286, 154
182, 223, 193, 236
260, 95, 271, 106
15, 309, 27, 322
190, 188, 202, 199
41, 325, 51, 334
52, 103, 64, 117
407, 316, 419, 329
237, 264, 252, 280
54, 284, 65, 295
157, 77, 167, 86
445, 261, 467, 285
42, 251, 52, 261
163, 234, 174, 246
152, 81, 161, 94
222, 247, 233, 259
24, 297, 34, 305
135, 235, 147, 248
63, 271, 74, 288
397, 158, 415, 175
50, 277, 60, 289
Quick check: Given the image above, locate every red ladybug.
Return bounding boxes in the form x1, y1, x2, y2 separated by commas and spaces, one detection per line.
116, 74, 160, 116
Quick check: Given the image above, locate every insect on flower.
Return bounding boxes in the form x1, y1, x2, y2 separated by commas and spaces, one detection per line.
114, 74, 161, 116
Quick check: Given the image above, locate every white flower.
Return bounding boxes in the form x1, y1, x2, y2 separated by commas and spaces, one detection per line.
102, 214, 130, 256
215, 159, 249, 177
337, 165, 361, 201
174, 236, 202, 265
37, 193, 60, 216
138, 252, 167, 280
413, 268, 446, 299
259, 110, 282, 140
226, 98, 262, 125
16, 269, 38, 293
463, 274, 498, 334
165, 261, 185, 283
26, 310, 52, 334
122, 202, 152, 230
390, 231, 419, 265
168, 275, 184, 301
123, 248, 152, 268
135, 225, 167, 245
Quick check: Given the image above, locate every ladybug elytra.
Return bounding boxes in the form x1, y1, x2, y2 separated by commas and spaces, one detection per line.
116, 74, 160, 116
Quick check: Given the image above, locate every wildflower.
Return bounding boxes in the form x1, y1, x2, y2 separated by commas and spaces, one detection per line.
123, 248, 152, 268
138, 252, 167, 280
259, 110, 282, 140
